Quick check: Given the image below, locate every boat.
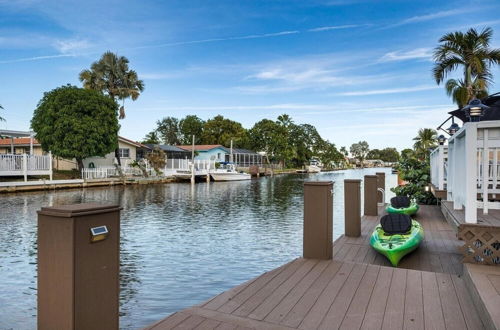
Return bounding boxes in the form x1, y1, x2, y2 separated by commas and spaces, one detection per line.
306, 164, 321, 173
386, 196, 419, 215
306, 159, 322, 173
173, 170, 193, 180
370, 214, 424, 267
210, 162, 251, 181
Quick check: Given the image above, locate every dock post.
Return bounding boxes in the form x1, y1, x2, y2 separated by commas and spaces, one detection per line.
376, 172, 385, 203
37, 203, 121, 330
344, 179, 361, 237
364, 175, 378, 216
303, 181, 333, 259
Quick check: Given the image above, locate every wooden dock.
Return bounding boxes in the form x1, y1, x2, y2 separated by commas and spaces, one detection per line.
147, 205, 486, 330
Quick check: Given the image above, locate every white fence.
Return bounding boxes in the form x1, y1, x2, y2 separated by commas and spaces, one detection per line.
0, 153, 52, 181
82, 159, 216, 180
446, 121, 500, 223
430, 145, 447, 190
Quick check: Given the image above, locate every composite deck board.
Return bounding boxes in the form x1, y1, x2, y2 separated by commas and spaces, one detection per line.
263, 259, 330, 324
421, 271, 446, 330
149, 206, 484, 330
403, 270, 424, 330
339, 264, 380, 330
280, 260, 343, 328
381, 268, 407, 330
359, 266, 393, 330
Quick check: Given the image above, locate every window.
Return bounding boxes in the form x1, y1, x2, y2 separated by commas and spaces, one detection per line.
118, 148, 130, 158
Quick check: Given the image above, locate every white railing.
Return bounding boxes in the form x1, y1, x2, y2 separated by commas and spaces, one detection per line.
82, 166, 157, 180
0, 153, 52, 181
430, 145, 447, 190
446, 120, 500, 223
82, 159, 216, 180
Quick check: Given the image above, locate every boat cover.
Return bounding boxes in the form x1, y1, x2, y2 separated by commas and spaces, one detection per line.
380, 214, 412, 235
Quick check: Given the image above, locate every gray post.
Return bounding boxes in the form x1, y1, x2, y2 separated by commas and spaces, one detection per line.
364, 175, 378, 216
345, 179, 361, 237
38, 204, 121, 330
303, 181, 333, 259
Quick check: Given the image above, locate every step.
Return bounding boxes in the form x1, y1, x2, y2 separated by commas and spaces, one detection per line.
463, 263, 500, 330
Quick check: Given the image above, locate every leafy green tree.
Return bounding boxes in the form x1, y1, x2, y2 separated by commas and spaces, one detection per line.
380, 147, 399, 162
350, 141, 369, 166
433, 27, 500, 105
318, 141, 344, 169
367, 149, 381, 160
248, 119, 280, 155
201, 115, 247, 147
31, 85, 119, 172
392, 151, 436, 204
413, 128, 437, 160
142, 130, 160, 144
179, 115, 205, 144
156, 117, 181, 145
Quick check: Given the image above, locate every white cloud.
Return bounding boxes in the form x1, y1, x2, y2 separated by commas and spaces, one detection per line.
0, 53, 75, 64
336, 85, 439, 96
379, 48, 433, 62
395, 8, 470, 26
53, 38, 92, 54
131, 30, 300, 50
308, 24, 360, 32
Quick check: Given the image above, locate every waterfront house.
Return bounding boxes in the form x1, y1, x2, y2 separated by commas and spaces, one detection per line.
83, 136, 150, 168
144, 144, 191, 159
177, 144, 263, 166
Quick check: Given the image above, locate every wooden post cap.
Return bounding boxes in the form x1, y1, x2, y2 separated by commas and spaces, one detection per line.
38, 203, 121, 217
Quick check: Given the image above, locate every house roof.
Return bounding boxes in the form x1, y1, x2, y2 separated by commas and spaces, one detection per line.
0, 136, 148, 149
177, 144, 226, 152
145, 144, 191, 153
118, 136, 150, 149
0, 137, 40, 146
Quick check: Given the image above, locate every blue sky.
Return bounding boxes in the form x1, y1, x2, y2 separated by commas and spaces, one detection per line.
1, 0, 500, 150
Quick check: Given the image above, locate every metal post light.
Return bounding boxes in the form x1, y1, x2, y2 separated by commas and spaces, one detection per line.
438, 135, 446, 145
463, 98, 490, 122
448, 123, 460, 135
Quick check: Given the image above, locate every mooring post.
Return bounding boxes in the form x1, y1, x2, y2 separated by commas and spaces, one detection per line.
364, 175, 378, 216
376, 172, 386, 203
37, 203, 121, 330
303, 181, 333, 259
344, 179, 361, 237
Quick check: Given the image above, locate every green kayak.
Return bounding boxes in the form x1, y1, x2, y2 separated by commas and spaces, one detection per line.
370, 219, 424, 267
386, 203, 419, 216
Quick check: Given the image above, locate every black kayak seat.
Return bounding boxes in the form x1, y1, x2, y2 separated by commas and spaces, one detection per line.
390, 196, 411, 209
380, 214, 412, 235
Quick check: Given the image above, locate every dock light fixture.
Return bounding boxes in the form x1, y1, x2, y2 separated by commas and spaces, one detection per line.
438, 135, 446, 145
448, 123, 460, 135
463, 98, 490, 122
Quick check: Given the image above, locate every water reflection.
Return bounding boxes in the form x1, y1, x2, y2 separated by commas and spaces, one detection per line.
0, 168, 396, 329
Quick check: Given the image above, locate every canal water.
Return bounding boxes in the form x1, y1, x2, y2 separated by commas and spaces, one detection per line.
0, 168, 396, 329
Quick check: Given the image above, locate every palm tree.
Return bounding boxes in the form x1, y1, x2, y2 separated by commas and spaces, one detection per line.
413, 128, 437, 159
79, 51, 144, 119
445, 78, 489, 108
0, 104, 4, 122
80, 52, 144, 166
433, 27, 500, 106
